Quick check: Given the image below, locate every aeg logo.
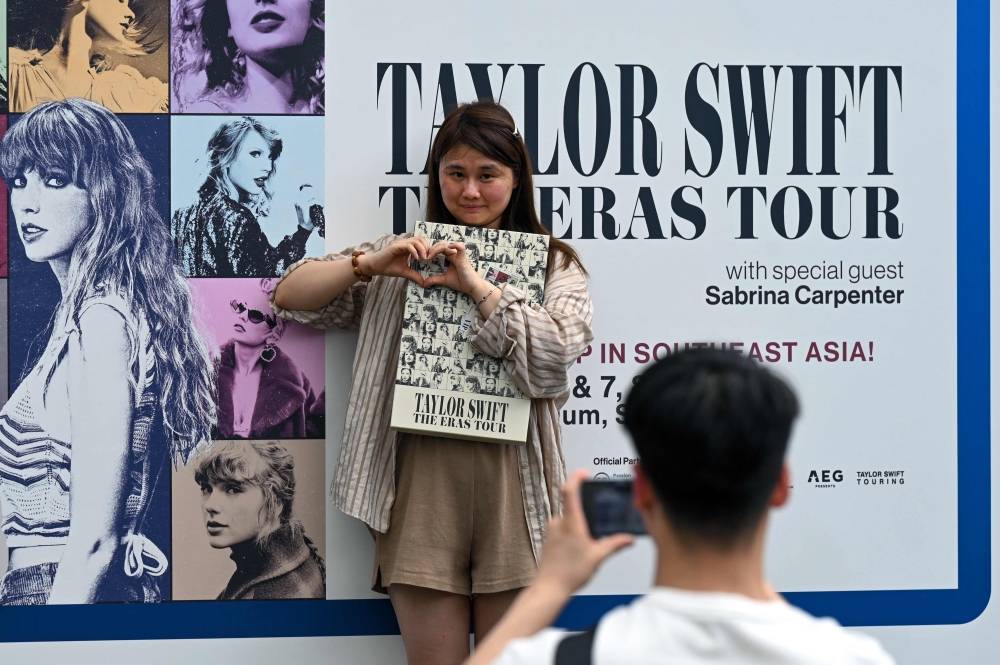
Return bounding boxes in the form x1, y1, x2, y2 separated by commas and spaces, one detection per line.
807, 470, 843, 488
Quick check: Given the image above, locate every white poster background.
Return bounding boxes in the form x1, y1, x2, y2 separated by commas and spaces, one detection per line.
323, 0, 958, 599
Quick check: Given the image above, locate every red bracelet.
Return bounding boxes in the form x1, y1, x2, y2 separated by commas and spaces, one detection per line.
351, 251, 372, 282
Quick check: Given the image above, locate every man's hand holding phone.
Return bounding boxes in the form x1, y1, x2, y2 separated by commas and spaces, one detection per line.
463, 471, 637, 665
535, 471, 637, 597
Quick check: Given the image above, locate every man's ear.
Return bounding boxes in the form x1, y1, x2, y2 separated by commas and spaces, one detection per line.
633, 464, 657, 512
770, 462, 790, 508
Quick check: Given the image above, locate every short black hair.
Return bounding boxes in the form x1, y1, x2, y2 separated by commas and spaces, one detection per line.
623, 348, 799, 547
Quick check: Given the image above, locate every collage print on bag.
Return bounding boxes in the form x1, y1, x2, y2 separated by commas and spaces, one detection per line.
0, 0, 327, 605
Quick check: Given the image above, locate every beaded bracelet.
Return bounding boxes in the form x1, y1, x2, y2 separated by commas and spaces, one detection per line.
351, 250, 372, 282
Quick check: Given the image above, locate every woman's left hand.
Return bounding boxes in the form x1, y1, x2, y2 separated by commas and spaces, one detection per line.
423, 241, 488, 296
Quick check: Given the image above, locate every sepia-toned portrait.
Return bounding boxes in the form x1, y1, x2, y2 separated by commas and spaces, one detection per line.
9, 0, 169, 112
172, 439, 326, 600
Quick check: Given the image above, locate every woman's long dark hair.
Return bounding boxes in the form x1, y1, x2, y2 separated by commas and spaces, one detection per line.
426, 102, 585, 274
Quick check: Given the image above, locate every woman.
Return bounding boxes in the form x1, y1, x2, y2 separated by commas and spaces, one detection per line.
0, 99, 216, 605
272, 101, 593, 664
172, 117, 322, 278
172, 0, 324, 114
400, 351, 417, 370
194, 440, 326, 600
9, 0, 168, 113
214, 279, 324, 440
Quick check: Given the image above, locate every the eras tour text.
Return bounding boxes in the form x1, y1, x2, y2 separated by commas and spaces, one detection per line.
412, 392, 512, 434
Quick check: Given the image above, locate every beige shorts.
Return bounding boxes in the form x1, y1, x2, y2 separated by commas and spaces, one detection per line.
372, 433, 537, 596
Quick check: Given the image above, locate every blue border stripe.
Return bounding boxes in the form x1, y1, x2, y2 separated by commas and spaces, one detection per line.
0, 0, 990, 639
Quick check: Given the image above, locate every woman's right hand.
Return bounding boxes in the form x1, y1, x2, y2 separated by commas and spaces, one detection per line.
357, 236, 429, 285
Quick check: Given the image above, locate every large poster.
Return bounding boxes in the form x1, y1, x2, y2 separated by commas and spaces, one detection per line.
0, 0, 990, 645
319, 0, 988, 631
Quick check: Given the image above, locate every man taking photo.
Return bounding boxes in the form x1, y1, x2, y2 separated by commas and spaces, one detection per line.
466, 348, 895, 665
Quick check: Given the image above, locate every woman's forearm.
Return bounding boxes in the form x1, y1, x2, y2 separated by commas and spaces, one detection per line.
274, 257, 360, 311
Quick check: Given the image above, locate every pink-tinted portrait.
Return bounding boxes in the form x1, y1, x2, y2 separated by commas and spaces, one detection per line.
190, 278, 325, 439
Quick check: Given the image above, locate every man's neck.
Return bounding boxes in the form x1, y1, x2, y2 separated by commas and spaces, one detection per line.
652, 520, 780, 602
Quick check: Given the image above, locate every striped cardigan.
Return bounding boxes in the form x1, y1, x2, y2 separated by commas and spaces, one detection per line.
271, 233, 594, 559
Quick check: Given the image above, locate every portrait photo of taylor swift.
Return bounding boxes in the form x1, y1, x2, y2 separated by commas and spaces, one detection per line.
172, 0, 325, 114
171, 440, 327, 600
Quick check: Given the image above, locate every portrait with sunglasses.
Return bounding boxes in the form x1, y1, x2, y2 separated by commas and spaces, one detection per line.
203, 279, 325, 441
231, 299, 278, 328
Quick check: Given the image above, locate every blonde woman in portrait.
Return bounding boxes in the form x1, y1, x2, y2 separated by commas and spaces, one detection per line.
9, 0, 169, 113
0, 100, 215, 604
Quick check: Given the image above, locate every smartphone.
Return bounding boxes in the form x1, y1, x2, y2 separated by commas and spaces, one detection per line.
581, 479, 647, 538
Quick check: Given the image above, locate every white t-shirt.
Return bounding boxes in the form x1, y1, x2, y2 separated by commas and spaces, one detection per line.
493, 588, 895, 665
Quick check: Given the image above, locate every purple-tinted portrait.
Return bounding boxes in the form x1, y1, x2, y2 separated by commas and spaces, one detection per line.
190, 277, 325, 439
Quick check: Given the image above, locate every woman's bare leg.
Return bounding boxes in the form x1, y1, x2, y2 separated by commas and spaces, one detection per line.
388, 584, 471, 665
473, 588, 524, 644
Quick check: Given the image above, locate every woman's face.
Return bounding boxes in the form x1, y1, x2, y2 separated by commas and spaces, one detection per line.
400, 368, 412, 382
403, 351, 415, 366
11, 169, 90, 265
200, 480, 265, 549
438, 145, 516, 230
231, 287, 275, 348
226, 0, 313, 63
482, 244, 495, 260
485, 377, 497, 392
228, 131, 274, 196
443, 306, 454, 319
445, 290, 458, 306
87, 0, 136, 48
424, 321, 437, 336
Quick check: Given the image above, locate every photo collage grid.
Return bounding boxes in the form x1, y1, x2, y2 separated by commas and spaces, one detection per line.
396, 221, 549, 400
0, 0, 327, 605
